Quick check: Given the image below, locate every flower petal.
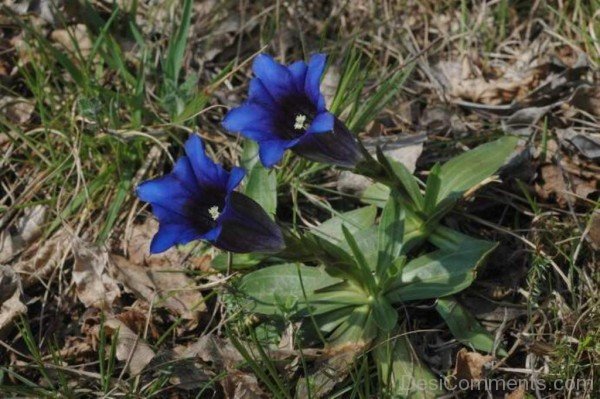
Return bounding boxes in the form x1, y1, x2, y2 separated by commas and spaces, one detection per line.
222, 103, 274, 134
292, 117, 363, 168
304, 54, 327, 111
259, 139, 294, 168
215, 192, 284, 253
227, 166, 246, 192
184, 135, 229, 189
306, 112, 334, 134
136, 176, 189, 211
171, 156, 200, 195
200, 225, 222, 242
288, 60, 308, 93
150, 224, 201, 254
150, 203, 189, 225
253, 54, 294, 100
248, 78, 276, 107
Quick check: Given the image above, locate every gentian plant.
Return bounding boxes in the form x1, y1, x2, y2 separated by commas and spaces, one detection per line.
222, 54, 363, 168
137, 135, 284, 254
138, 52, 520, 397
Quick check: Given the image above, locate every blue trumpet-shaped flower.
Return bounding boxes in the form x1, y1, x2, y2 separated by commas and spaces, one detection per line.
223, 54, 363, 168
136, 135, 284, 254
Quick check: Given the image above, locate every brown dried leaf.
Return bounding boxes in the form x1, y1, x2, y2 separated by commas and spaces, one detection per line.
171, 335, 266, 396
104, 317, 155, 375
110, 254, 205, 322
0, 96, 35, 125
0, 205, 46, 263
72, 241, 120, 309
506, 384, 526, 399
535, 164, 570, 207
452, 348, 493, 382
13, 230, 70, 288
296, 342, 367, 398
221, 370, 265, 399
0, 266, 27, 339
126, 218, 187, 267
50, 24, 93, 57
588, 212, 600, 250
556, 128, 600, 160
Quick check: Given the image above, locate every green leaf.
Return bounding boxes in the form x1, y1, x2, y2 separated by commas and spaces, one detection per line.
337, 226, 379, 271
238, 264, 342, 316
312, 206, 377, 244
164, 0, 193, 84
436, 297, 508, 356
211, 253, 264, 271
385, 239, 497, 302
377, 195, 405, 278
328, 305, 377, 345
241, 140, 277, 216
342, 225, 377, 293
385, 158, 424, 209
374, 326, 444, 398
372, 296, 398, 332
245, 165, 277, 217
361, 183, 390, 208
286, 232, 366, 285
436, 136, 519, 204
349, 65, 415, 133
423, 163, 441, 214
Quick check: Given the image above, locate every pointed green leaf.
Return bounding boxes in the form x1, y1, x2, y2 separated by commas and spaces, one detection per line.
372, 296, 398, 332
361, 183, 391, 208
242, 141, 277, 216
211, 253, 264, 271
423, 163, 442, 213
374, 326, 444, 398
436, 297, 508, 356
338, 226, 379, 271
328, 305, 377, 345
385, 158, 424, 209
436, 136, 519, 204
377, 195, 405, 278
342, 225, 377, 293
238, 264, 342, 316
313, 206, 377, 244
385, 239, 497, 302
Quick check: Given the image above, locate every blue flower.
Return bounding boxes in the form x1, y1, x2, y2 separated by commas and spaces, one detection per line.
223, 53, 363, 168
136, 135, 284, 254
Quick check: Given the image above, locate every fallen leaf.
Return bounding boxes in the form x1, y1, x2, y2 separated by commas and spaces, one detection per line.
221, 370, 264, 399
506, 384, 526, 399
296, 342, 366, 398
556, 128, 600, 160
145, 349, 212, 390
0, 265, 27, 339
72, 241, 120, 310
104, 317, 155, 375
501, 105, 553, 136
536, 164, 570, 207
0, 205, 47, 263
587, 211, 600, 250
110, 254, 205, 323
0, 96, 35, 125
176, 335, 266, 397
50, 24, 93, 57
126, 218, 191, 268
13, 230, 70, 288
452, 348, 493, 382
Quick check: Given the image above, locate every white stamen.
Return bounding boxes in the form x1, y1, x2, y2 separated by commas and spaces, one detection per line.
294, 114, 308, 130
208, 206, 220, 220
